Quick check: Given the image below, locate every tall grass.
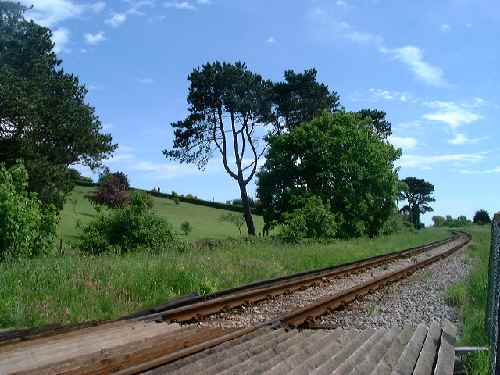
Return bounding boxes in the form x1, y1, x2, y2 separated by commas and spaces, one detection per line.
447, 225, 491, 374
0, 228, 449, 329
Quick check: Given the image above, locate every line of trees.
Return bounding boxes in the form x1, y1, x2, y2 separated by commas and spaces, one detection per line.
165, 61, 401, 238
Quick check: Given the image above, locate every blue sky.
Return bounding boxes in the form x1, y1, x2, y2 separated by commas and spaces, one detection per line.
20, 0, 499, 224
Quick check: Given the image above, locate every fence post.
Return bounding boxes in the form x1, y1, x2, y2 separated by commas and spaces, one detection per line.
487, 213, 500, 374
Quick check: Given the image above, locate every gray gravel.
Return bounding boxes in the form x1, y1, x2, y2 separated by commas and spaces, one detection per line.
315, 248, 471, 329
194, 237, 469, 329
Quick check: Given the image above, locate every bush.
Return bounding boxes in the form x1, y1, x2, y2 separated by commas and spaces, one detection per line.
473, 209, 491, 225
0, 161, 58, 260
90, 171, 130, 209
380, 211, 414, 235
180, 221, 192, 236
79, 191, 175, 254
279, 196, 337, 242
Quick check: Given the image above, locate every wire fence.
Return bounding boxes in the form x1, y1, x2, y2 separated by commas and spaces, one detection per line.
487, 213, 500, 374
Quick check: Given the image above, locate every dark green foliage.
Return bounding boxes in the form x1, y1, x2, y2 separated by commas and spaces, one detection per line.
90, 171, 130, 209
219, 212, 245, 235
257, 112, 401, 239
357, 109, 392, 139
78, 191, 176, 255
268, 68, 340, 132
279, 195, 337, 242
180, 221, 192, 236
380, 210, 414, 235
473, 209, 491, 225
0, 2, 116, 208
432, 215, 446, 227
68, 168, 94, 186
433, 214, 471, 227
399, 177, 435, 229
0, 161, 58, 260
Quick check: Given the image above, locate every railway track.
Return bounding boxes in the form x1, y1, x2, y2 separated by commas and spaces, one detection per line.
0, 232, 471, 374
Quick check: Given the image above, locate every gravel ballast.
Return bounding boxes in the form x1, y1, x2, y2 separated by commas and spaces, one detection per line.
195, 238, 470, 329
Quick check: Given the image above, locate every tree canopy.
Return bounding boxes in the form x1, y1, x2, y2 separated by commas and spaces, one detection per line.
399, 177, 435, 228
473, 209, 491, 225
0, 1, 115, 207
163, 61, 271, 235
257, 112, 401, 238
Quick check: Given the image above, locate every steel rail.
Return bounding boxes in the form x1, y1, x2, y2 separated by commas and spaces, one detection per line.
275, 232, 471, 328
147, 233, 464, 323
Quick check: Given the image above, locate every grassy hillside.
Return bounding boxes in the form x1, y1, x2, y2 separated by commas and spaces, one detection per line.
59, 185, 265, 242
0, 227, 450, 329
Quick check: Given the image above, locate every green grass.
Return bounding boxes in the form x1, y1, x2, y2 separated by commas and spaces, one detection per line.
58, 186, 265, 243
0, 227, 450, 330
445, 225, 491, 374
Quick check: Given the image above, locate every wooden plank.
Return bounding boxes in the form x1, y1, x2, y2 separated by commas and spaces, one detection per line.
433, 320, 457, 375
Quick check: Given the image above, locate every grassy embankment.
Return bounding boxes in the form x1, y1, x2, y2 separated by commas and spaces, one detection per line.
59, 185, 265, 242
446, 224, 491, 374
0, 226, 450, 330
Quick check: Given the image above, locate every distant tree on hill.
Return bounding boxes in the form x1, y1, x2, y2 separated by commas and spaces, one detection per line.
432, 215, 446, 227
399, 177, 435, 229
89, 170, 130, 209
0, 2, 116, 208
473, 209, 491, 225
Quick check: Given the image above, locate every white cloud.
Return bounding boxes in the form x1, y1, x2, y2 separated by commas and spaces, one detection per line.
308, 9, 448, 87
389, 136, 417, 150
266, 36, 276, 44
20, 0, 84, 27
460, 166, 500, 174
440, 24, 451, 32
138, 77, 154, 84
448, 133, 487, 145
359, 88, 415, 103
51, 27, 70, 53
398, 153, 484, 169
164, 1, 196, 10
105, 13, 127, 27
423, 101, 482, 128
84, 31, 106, 45
385, 46, 448, 87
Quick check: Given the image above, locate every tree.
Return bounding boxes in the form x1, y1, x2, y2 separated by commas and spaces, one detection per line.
0, 2, 115, 208
399, 177, 435, 228
180, 221, 192, 236
257, 112, 401, 238
473, 209, 491, 225
268, 68, 340, 133
164, 62, 272, 235
357, 109, 392, 139
432, 215, 446, 227
89, 170, 130, 209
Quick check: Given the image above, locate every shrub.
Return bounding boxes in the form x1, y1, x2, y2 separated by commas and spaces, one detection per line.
79, 191, 175, 254
180, 221, 192, 236
380, 211, 414, 235
279, 196, 337, 242
0, 161, 58, 260
90, 171, 130, 209
473, 209, 491, 225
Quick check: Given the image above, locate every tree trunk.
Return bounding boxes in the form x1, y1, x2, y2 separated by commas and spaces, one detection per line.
238, 181, 256, 236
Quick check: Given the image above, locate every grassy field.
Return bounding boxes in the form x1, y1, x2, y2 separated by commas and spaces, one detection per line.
59, 185, 265, 243
0, 227, 451, 330
446, 224, 491, 374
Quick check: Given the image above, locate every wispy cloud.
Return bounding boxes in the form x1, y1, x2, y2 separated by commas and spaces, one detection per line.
460, 166, 500, 174
352, 88, 415, 103
308, 8, 448, 87
398, 153, 484, 169
105, 13, 128, 28
384, 46, 448, 87
51, 28, 70, 53
266, 36, 277, 44
164, 1, 196, 10
448, 133, 487, 145
84, 31, 106, 45
440, 24, 451, 32
389, 136, 417, 150
422, 101, 482, 128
